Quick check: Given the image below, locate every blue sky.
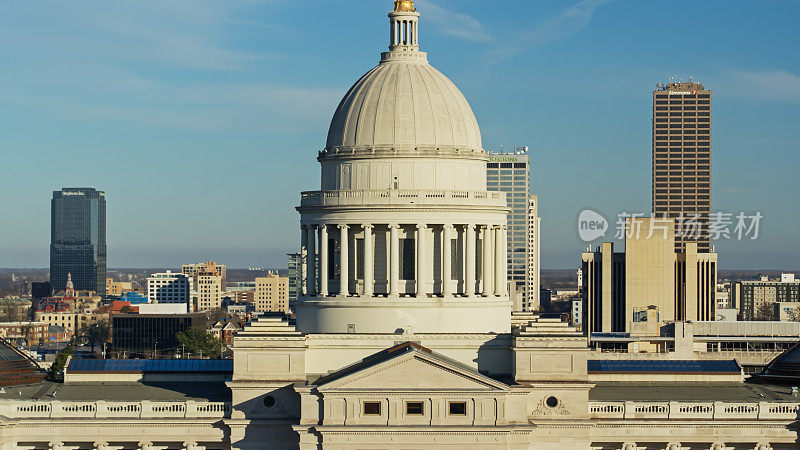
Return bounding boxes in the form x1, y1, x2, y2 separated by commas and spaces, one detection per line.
1, 0, 799, 269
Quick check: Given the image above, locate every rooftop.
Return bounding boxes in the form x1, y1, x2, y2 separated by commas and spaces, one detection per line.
589, 381, 798, 402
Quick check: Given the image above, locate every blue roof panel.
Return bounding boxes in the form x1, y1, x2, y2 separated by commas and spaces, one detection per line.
587, 359, 740, 374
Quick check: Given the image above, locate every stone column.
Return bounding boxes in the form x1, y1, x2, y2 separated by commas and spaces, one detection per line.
442, 225, 453, 297
416, 224, 427, 298
363, 224, 374, 297
754, 443, 773, 450
319, 225, 329, 296
138, 443, 154, 450
389, 224, 400, 296
665, 443, 682, 450
494, 226, 504, 296
93, 443, 110, 450
481, 226, 492, 296
183, 442, 199, 450
307, 225, 316, 295
466, 224, 476, 296
48, 442, 64, 450
621, 443, 637, 450
301, 225, 309, 295
710, 444, 726, 450
339, 224, 349, 296
502, 225, 509, 295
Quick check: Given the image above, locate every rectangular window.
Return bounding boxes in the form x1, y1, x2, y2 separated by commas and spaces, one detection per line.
363, 401, 381, 415
448, 401, 467, 416
406, 401, 424, 415
356, 238, 364, 279
400, 238, 415, 280
475, 239, 483, 279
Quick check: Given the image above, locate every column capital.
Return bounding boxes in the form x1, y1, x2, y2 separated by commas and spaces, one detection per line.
337, 223, 348, 229
416, 223, 427, 230
466, 224, 475, 230
443, 224, 454, 230
389, 223, 400, 229
362, 223, 374, 229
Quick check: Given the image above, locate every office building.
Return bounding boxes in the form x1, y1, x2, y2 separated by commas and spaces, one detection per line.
146, 270, 192, 305
582, 217, 717, 335
111, 312, 206, 356
105, 278, 133, 297
486, 149, 539, 311
732, 274, 800, 320
196, 274, 223, 311
652, 81, 712, 252
182, 261, 226, 290
255, 273, 290, 313
527, 194, 540, 310
30, 282, 52, 301
50, 188, 107, 295
287, 252, 301, 305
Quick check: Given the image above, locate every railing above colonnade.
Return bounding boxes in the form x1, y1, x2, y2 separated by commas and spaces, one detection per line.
300, 189, 507, 207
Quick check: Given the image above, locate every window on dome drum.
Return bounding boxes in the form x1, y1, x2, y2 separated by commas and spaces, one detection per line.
448, 401, 467, 416
400, 238, 415, 280
406, 401, 424, 415
450, 239, 459, 280
363, 402, 381, 416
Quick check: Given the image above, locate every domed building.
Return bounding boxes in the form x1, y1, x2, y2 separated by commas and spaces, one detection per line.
0, 2, 798, 449
295, 0, 511, 335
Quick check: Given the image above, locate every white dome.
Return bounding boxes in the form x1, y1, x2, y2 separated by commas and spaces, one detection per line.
325, 56, 483, 152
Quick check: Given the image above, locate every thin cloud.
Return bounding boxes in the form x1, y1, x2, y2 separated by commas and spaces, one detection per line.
417, 0, 493, 42
487, 0, 617, 64
722, 70, 800, 103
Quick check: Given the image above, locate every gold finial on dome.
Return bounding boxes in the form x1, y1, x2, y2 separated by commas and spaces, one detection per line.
393, 1, 416, 12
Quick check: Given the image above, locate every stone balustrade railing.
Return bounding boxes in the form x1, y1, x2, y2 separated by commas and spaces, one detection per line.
300, 189, 506, 207
0, 400, 231, 419
589, 401, 800, 420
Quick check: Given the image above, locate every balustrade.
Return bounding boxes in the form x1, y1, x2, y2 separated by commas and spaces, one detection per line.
588, 401, 800, 420
0, 401, 231, 419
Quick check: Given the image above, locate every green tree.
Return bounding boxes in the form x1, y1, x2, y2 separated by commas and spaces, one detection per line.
48, 346, 74, 382
755, 302, 776, 321
77, 319, 111, 353
176, 327, 222, 358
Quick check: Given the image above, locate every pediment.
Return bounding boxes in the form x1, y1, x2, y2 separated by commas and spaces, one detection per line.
317, 352, 508, 392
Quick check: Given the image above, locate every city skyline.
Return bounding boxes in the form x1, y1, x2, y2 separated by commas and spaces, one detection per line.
1, 0, 799, 269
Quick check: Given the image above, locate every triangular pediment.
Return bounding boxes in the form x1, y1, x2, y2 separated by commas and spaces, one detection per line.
315, 343, 508, 391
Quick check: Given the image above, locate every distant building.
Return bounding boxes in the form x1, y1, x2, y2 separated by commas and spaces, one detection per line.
0, 322, 48, 347
196, 275, 223, 311
255, 273, 290, 313
652, 81, 712, 252
527, 194, 541, 311
146, 270, 192, 305
539, 288, 552, 311
34, 311, 102, 339
111, 312, 206, 356
30, 282, 52, 301
120, 291, 148, 304
733, 274, 800, 320
105, 278, 133, 297
582, 217, 717, 335
50, 188, 107, 296
182, 261, 226, 290
486, 149, 538, 310
571, 299, 583, 330
287, 253, 302, 305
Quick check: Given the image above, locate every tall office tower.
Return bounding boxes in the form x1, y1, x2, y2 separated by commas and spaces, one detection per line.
196, 274, 223, 311
50, 188, 107, 296
652, 80, 712, 252
526, 195, 541, 311
486, 148, 536, 310
287, 253, 301, 305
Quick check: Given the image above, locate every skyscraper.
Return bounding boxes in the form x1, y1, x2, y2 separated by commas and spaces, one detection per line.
50, 188, 107, 296
652, 80, 711, 252
486, 148, 539, 310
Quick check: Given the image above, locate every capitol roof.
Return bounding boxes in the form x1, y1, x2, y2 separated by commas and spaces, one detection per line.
324, 1, 482, 153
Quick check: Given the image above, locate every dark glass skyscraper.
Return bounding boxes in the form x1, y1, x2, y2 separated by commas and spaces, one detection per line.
50, 188, 107, 296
